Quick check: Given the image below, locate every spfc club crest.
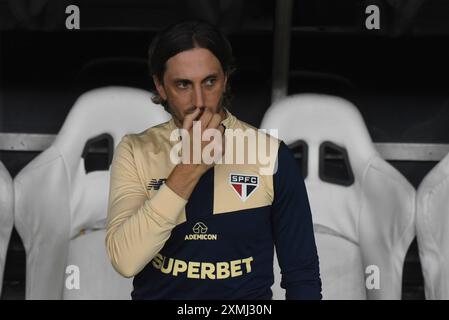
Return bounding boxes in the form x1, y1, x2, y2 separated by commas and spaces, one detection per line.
229, 174, 259, 202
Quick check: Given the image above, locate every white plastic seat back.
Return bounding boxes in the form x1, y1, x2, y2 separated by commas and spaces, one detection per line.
0, 161, 14, 297
63, 230, 130, 299
261, 94, 415, 299
14, 86, 170, 299
416, 153, 449, 299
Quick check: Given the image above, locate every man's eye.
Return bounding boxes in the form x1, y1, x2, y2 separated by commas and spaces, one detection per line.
176, 81, 189, 89
205, 78, 217, 87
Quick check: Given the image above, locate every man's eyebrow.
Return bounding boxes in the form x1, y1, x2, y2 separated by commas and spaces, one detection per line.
172, 78, 192, 83
172, 74, 219, 83
202, 73, 219, 81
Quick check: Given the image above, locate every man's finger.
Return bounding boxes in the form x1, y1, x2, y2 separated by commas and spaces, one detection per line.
207, 113, 222, 131
198, 108, 214, 131
182, 107, 202, 131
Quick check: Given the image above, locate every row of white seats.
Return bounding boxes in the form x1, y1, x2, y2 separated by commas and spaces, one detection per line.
0, 86, 448, 299
0, 161, 14, 298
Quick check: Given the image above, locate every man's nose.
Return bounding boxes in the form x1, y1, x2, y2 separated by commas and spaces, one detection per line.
192, 84, 205, 108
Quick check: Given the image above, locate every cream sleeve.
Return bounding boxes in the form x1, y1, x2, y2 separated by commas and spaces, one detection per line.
105, 134, 187, 278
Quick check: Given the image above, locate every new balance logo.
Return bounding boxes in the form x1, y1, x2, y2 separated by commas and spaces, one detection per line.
147, 178, 166, 190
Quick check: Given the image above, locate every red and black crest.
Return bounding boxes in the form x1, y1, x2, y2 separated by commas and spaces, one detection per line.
229, 174, 259, 201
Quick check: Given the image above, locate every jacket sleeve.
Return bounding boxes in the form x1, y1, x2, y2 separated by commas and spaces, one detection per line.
271, 141, 322, 299
105, 134, 187, 278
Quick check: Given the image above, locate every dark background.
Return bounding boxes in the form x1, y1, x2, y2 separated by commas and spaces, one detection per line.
1, 0, 449, 299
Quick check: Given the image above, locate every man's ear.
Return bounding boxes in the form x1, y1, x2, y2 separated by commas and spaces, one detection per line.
153, 75, 167, 100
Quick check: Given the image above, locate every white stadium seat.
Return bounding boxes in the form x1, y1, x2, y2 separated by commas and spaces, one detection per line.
261, 94, 415, 299
0, 161, 14, 297
14, 86, 170, 299
416, 152, 449, 299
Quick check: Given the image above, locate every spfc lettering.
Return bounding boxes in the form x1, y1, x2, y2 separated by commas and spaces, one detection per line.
229, 174, 259, 201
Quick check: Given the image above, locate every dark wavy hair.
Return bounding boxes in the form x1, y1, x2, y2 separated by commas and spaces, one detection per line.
148, 20, 236, 110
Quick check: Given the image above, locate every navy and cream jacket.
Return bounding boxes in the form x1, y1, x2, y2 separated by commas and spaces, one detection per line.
106, 109, 322, 299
